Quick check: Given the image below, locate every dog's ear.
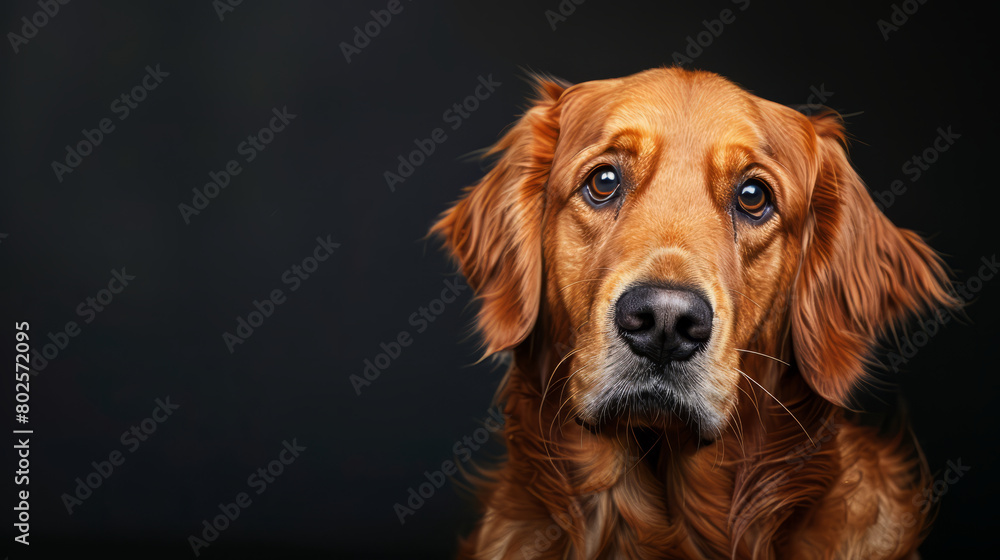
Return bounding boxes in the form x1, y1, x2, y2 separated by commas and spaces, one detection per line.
431, 77, 567, 357
791, 112, 960, 408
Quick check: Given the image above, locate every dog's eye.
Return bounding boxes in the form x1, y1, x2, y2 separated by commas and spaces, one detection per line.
583, 165, 621, 206
736, 179, 771, 220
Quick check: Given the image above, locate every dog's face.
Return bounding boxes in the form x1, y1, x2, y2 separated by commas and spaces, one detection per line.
434, 68, 955, 440
542, 72, 812, 437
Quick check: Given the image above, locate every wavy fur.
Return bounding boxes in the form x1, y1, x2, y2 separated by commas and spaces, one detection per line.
433, 68, 956, 559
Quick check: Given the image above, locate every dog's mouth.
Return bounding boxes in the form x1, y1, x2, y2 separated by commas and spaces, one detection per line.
567, 280, 730, 439
575, 358, 727, 441
574, 404, 718, 451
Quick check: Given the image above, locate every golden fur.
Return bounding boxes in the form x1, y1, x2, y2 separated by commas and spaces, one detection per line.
432, 67, 958, 559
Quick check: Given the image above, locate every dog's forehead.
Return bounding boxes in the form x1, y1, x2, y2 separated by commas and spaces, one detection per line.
561, 69, 766, 150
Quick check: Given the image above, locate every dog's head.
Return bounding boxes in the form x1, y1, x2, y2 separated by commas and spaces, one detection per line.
433, 68, 957, 439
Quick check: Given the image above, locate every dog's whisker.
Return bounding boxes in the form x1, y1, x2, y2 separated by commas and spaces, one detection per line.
735, 384, 764, 451
553, 363, 589, 426
731, 408, 747, 456
540, 349, 582, 471
722, 412, 740, 460
558, 277, 604, 294
735, 348, 790, 366
735, 367, 814, 446
541, 348, 582, 407
728, 289, 764, 310
710, 428, 724, 470
622, 423, 661, 480
736, 374, 764, 429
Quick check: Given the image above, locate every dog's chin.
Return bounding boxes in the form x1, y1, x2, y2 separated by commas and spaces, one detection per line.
578, 362, 727, 442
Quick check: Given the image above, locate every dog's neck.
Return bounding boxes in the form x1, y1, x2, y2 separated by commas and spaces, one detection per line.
499, 337, 843, 558
475, 302, 929, 557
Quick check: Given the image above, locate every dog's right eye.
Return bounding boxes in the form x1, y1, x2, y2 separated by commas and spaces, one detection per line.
582, 164, 622, 206
735, 178, 773, 221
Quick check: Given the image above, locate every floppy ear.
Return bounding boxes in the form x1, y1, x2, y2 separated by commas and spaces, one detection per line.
431, 77, 567, 357
791, 112, 960, 408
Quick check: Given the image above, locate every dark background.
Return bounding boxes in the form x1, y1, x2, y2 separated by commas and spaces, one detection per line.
2, 0, 996, 558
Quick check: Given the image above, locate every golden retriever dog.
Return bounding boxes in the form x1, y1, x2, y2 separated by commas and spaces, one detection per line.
432, 67, 958, 559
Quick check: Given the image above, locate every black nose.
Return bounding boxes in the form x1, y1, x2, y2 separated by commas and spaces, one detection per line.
614, 285, 713, 363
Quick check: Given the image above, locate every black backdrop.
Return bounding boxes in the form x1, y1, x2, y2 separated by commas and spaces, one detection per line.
2, 1, 997, 558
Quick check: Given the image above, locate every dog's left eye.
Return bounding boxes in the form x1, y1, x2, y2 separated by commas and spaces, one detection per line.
583, 164, 622, 206
736, 179, 772, 220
